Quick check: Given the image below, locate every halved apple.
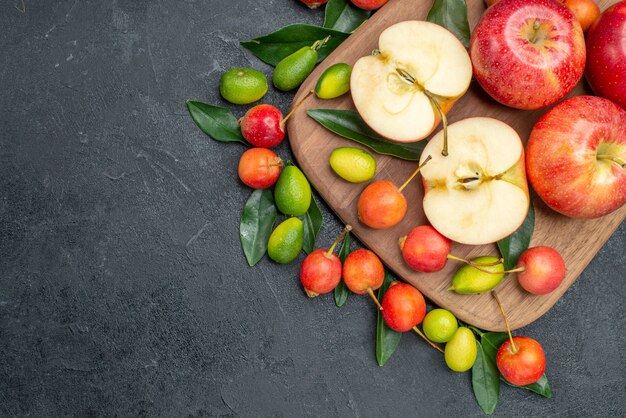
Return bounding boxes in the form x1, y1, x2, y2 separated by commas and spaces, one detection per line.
350, 21, 472, 144
419, 118, 530, 245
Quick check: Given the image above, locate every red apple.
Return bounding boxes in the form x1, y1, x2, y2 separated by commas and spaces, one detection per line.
585, 1, 626, 109
526, 95, 626, 218
496, 336, 546, 386
516, 246, 566, 295
470, 0, 586, 110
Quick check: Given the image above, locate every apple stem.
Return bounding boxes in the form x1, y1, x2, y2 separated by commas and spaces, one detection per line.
412, 326, 445, 353
492, 290, 518, 354
530, 20, 541, 44
367, 287, 383, 310
281, 90, 314, 128
597, 154, 626, 168
398, 155, 432, 193
424, 90, 448, 157
325, 225, 352, 257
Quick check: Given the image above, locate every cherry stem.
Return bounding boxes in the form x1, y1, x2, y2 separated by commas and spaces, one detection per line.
492, 290, 518, 354
281, 90, 314, 127
367, 288, 383, 310
530, 20, 541, 44
423, 90, 448, 157
597, 154, 626, 168
398, 155, 432, 193
412, 326, 445, 353
446, 254, 526, 275
325, 225, 352, 257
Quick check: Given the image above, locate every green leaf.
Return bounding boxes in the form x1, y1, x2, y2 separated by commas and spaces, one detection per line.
302, 196, 323, 254
307, 109, 425, 161
481, 332, 509, 363
240, 189, 277, 266
333, 231, 351, 307
241, 24, 349, 66
503, 374, 552, 398
376, 272, 402, 366
323, 0, 371, 33
497, 203, 535, 270
426, 0, 471, 48
186, 100, 248, 145
481, 332, 552, 398
472, 340, 501, 415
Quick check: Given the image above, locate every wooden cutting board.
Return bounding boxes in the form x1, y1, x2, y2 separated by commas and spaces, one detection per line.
287, 0, 624, 331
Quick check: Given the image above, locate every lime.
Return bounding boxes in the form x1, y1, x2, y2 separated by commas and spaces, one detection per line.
329, 147, 376, 183
220, 67, 268, 105
274, 164, 312, 216
423, 308, 458, 343
315, 63, 352, 99
268, 217, 304, 264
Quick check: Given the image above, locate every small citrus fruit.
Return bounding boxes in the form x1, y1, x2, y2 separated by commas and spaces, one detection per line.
220, 67, 268, 105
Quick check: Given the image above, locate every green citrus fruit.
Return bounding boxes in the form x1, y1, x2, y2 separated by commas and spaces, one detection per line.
315, 63, 352, 99
273, 47, 317, 92
449, 256, 505, 294
329, 147, 376, 183
274, 164, 312, 216
267, 217, 304, 264
423, 308, 458, 343
220, 67, 268, 105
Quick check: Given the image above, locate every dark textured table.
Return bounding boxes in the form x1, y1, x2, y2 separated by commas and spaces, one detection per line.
1, 1, 624, 416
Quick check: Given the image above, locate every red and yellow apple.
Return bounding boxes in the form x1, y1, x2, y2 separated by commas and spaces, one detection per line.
350, 21, 472, 142
470, 0, 586, 110
299, 0, 327, 8
526, 95, 626, 219
585, 0, 626, 109
496, 336, 546, 386
418, 118, 530, 246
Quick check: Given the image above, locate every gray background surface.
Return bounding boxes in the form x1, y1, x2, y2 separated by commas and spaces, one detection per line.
1, 0, 624, 416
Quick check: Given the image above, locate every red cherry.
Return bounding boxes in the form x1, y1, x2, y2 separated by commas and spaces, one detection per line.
381, 282, 426, 332
238, 148, 282, 189
300, 249, 342, 297
516, 246, 566, 295
240, 104, 285, 148
400, 225, 451, 272
496, 336, 546, 386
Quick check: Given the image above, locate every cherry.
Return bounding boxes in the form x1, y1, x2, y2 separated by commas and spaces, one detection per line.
357, 155, 431, 229
492, 290, 546, 386
238, 148, 282, 189
342, 249, 385, 308
240, 104, 285, 148
399, 225, 502, 273
300, 225, 351, 297
381, 282, 444, 353
515, 246, 566, 295
382, 282, 426, 332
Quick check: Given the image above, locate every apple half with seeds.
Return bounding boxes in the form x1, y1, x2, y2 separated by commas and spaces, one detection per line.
350, 21, 472, 144
419, 118, 530, 245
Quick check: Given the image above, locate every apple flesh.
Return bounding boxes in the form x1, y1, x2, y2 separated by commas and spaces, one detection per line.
470, 0, 585, 110
419, 118, 529, 245
350, 21, 472, 142
585, 1, 626, 109
527, 95, 626, 219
